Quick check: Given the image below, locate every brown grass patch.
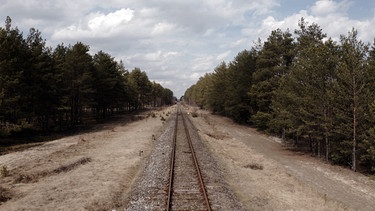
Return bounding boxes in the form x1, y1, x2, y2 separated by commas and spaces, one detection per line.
206, 132, 227, 140
1, 166, 10, 177
0, 186, 12, 203
244, 163, 264, 170
52, 157, 91, 174
14, 157, 92, 183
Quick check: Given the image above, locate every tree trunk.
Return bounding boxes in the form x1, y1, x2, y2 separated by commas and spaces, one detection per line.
352, 75, 357, 172
318, 138, 321, 158
325, 134, 329, 161
324, 108, 329, 161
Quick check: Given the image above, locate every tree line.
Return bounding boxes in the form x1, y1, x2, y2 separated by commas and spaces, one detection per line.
0, 16, 174, 136
184, 18, 375, 173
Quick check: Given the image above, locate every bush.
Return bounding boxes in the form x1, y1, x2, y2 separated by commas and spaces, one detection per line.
244, 163, 264, 170
0, 186, 12, 202
0, 166, 9, 177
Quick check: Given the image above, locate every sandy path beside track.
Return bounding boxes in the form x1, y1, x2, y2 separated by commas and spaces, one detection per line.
0, 107, 175, 210
2, 104, 375, 210
188, 107, 375, 210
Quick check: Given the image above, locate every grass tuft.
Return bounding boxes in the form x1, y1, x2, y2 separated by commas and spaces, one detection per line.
14, 157, 92, 183
0, 186, 12, 203
244, 163, 264, 170
1, 166, 10, 177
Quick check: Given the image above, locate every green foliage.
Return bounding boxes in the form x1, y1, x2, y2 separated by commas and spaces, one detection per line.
185, 50, 257, 123
184, 18, 375, 173
0, 16, 173, 136
251, 111, 272, 131
0, 16, 27, 125
191, 112, 198, 118
248, 29, 294, 128
360, 102, 375, 173
1, 166, 9, 177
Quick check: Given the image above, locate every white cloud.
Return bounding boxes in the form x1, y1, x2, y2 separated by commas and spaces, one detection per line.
144, 50, 178, 61
88, 8, 134, 31
191, 56, 215, 73
151, 22, 175, 35
252, 3, 375, 44
189, 72, 201, 80
2, 0, 375, 97
217, 50, 231, 61
310, 0, 351, 16
52, 8, 135, 40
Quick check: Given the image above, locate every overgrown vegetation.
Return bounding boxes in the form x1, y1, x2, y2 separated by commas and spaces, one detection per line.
14, 157, 92, 183
184, 18, 375, 173
191, 112, 198, 118
0, 166, 9, 177
0, 186, 12, 203
244, 163, 264, 170
0, 16, 174, 138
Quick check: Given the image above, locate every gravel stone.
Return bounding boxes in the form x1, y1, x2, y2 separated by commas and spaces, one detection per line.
124, 108, 243, 210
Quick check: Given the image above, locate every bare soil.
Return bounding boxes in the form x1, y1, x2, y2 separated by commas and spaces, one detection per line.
187, 107, 375, 210
0, 107, 175, 210
1, 105, 375, 210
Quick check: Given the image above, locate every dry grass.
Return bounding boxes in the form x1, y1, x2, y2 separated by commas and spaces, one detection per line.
191, 112, 198, 117
0, 166, 9, 177
0, 186, 12, 203
244, 163, 264, 170
52, 157, 91, 174
14, 157, 92, 183
206, 132, 227, 140
0, 107, 172, 210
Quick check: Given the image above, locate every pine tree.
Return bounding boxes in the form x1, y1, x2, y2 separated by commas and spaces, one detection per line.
22, 28, 58, 130
128, 68, 152, 110
207, 63, 227, 113
224, 49, 257, 123
63, 42, 94, 126
0, 16, 28, 128
333, 29, 370, 171
249, 28, 294, 129
271, 20, 339, 160
360, 40, 375, 173
92, 51, 125, 119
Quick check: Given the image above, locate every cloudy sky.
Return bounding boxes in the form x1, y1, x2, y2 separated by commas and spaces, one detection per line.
1, 0, 375, 97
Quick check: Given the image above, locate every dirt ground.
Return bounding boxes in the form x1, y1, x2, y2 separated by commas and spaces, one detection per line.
1, 105, 375, 210
187, 107, 375, 211
0, 107, 175, 210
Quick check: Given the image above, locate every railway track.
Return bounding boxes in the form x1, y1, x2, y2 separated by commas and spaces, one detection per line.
167, 105, 211, 211
125, 105, 242, 210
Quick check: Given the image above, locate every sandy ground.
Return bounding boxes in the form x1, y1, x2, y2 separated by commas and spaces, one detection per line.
187, 107, 375, 211
0, 107, 175, 210
1, 105, 375, 210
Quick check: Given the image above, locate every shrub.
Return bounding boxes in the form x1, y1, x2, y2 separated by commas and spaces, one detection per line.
191, 112, 198, 118
0, 166, 9, 177
0, 186, 12, 202
244, 163, 264, 170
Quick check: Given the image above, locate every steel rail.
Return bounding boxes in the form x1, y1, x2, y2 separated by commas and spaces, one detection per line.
166, 106, 178, 211
181, 110, 211, 211
167, 105, 211, 211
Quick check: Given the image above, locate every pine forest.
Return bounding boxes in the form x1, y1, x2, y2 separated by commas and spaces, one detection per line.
184, 18, 375, 173
0, 17, 174, 138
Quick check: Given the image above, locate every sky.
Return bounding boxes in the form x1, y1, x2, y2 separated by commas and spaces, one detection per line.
1, 0, 375, 97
